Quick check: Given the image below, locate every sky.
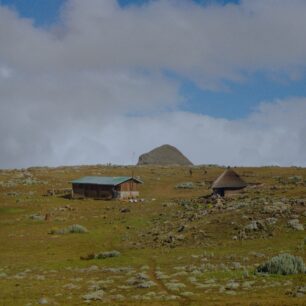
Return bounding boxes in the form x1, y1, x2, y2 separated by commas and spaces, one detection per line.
0, 0, 306, 168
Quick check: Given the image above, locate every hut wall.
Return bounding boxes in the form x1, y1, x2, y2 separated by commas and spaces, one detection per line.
224, 189, 242, 197
117, 179, 140, 199
213, 187, 244, 197
213, 188, 224, 197
118, 191, 139, 199
72, 183, 113, 199
118, 180, 138, 192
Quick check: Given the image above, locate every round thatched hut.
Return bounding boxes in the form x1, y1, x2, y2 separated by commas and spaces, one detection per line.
212, 168, 247, 197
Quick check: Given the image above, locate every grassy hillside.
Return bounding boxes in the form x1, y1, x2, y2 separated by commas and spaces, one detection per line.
0, 165, 305, 305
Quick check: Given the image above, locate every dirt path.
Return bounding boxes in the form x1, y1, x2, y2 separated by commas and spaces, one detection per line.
148, 258, 192, 306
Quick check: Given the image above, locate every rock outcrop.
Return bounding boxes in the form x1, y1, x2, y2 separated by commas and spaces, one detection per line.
137, 144, 193, 166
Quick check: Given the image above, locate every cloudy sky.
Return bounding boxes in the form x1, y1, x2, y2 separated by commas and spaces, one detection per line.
0, 0, 306, 168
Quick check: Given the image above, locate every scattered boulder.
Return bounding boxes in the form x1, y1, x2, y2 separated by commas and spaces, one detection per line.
288, 286, 306, 298
288, 219, 304, 231
127, 273, 156, 288
29, 214, 45, 221
245, 221, 259, 231
263, 202, 291, 214
245, 220, 266, 232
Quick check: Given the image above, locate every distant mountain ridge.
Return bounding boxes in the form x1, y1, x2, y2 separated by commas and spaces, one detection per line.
137, 144, 193, 166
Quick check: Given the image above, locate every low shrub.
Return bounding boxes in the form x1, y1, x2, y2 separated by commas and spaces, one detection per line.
96, 250, 121, 259
49, 224, 88, 235
80, 250, 121, 260
256, 253, 306, 275
175, 182, 194, 189
288, 176, 303, 184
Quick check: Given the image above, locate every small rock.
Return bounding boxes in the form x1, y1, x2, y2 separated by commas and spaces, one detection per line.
294, 286, 306, 297
181, 291, 194, 297
177, 225, 185, 232
82, 290, 105, 301
63, 283, 79, 290
245, 221, 258, 231
29, 214, 45, 221
120, 208, 130, 213
242, 281, 255, 289
35, 275, 45, 280
225, 281, 240, 290
249, 251, 265, 258
225, 290, 237, 295
38, 297, 49, 305
265, 217, 277, 225
87, 265, 99, 272
136, 280, 156, 288
165, 282, 186, 291
232, 262, 242, 270
111, 294, 125, 301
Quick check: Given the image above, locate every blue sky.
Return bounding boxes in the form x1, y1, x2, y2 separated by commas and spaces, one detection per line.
1, 0, 304, 119
0, 0, 240, 26
0, 0, 259, 120
0, 0, 64, 25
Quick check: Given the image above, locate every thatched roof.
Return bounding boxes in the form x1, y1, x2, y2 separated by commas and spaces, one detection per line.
212, 168, 247, 189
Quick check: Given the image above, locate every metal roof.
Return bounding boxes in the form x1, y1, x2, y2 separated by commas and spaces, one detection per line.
71, 176, 142, 186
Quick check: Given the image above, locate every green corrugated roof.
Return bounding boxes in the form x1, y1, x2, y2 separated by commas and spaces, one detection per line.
71, 176, 142, 186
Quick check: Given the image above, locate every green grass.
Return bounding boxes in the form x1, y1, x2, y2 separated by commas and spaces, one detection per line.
0, 207, 25, 214
0, 165, 305, 305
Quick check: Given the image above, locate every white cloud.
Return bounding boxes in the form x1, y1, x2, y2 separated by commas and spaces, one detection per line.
21, 97, 306, 168
0, 0, 306, 168
2, 0, 306, 85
